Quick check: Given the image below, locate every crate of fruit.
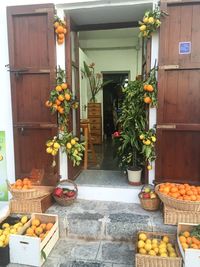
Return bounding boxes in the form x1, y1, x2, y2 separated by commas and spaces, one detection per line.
9, 213, 59, 267
177, 223, 200, 267
0, 212, 30, 266
7, 178, 54, 199
155, 183, 200, 211
135, 231, 182, 267
53, 179, 77, 206
164, 205, 200, 225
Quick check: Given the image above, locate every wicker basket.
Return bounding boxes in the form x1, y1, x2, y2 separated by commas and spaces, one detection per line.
10, 194, 54, 214
53, 179, 78, 206
164, 204, 200, 225
135, 231, 182, 267
155, 184, 200, 212
7, 180, 54, 200
138, 193, 160, 211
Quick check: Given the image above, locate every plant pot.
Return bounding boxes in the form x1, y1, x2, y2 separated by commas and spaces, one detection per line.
127, 168, 142, 186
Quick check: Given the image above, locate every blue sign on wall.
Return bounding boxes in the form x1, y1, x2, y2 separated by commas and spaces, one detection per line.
179, 42, 191, 54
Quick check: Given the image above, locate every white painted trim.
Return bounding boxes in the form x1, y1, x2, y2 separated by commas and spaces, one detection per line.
77, 185, 141, 203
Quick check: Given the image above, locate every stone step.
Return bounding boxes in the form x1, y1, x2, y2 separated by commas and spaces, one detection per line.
8, 238, 134, 267
47, 199, 176, 242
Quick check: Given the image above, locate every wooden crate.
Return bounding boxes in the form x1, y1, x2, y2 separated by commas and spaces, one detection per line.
10, 193, 54, 214
164, 205, 200, 225
177, 223, 200, 267
135, 231, 182, 267
10, 213, 59, 267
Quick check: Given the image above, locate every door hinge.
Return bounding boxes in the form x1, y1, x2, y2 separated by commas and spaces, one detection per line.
159, 65, 179, 70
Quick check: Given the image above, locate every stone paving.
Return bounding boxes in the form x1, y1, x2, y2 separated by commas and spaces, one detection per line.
7, 238, 134, 267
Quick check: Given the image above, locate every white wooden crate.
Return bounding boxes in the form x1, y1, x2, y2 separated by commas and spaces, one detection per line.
177, 223, 200, 267
10, 213, 59, 267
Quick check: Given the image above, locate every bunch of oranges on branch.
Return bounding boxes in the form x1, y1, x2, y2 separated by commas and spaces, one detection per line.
54, 16, 67, 45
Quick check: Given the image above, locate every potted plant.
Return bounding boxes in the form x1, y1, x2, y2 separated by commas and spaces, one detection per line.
83, 61, 111, 103
114, 80, 147, 185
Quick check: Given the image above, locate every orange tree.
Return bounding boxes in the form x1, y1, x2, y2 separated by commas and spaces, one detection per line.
45, 67, 85, 167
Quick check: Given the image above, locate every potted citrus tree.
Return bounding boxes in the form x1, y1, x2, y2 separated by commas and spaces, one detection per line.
115, 80, 147, 184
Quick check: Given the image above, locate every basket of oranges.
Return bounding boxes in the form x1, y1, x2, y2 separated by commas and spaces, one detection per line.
155, 183, 200, 212
7, 178, 53, 200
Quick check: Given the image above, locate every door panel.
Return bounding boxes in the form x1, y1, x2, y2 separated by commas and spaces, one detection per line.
156, 1, 200, 184
7, 4, 58, 183
65, 16, 81, 180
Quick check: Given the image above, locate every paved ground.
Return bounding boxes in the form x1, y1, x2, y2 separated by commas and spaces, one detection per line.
7, 238, 134, 267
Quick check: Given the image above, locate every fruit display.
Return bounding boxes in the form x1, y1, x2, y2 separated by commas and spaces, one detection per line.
0, 216, 28, 247
158, 183, 200, 202
11, 178, 32, 190
24, 218, 54, 241
140, 184, 158, 199
179, 225, 200, 250
53, 187, 76, 199
137, 232, 178, 257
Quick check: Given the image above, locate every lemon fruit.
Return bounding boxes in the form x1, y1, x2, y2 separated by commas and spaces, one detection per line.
170, 252, 177, 258
146, 239, 152, 244
163, 236, 169, 243
2, 223, 9, 229
154, 247, 159, 254
139, 248, 147, 255
53, 142, 60, 149
139, 25, 147, 31
149, 250, 156, 256
0, 235, 6, 242
148, 17, 154, 24
159, 247, 167, 254
71, 139, 76, 145
138, 240, 145, 249
144, 243, 152, 252
21, 216, 28, 225
138, 233, 147, 241
143, 17, 149, 23
66, 143, 72, 149
46, 147, 53, 154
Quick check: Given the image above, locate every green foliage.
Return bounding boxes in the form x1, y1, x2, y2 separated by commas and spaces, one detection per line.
83, 61, 111, 102
115, 80, 147, 170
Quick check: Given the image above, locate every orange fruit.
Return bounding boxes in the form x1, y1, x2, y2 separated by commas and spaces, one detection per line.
22, 185, 28, 190
23, 178, 30, 185
191, 195, 197, 201
55, 85, 62, 92
177, 196, 183, 200
144, 96, 152, 104
179, 236, 186, 243
40, 224, 47, 231
186, 190, 193, 196
26, 227, 34, 236
171, 192, 179, 199
183, 231, 190, 238
46, 223, 54, 231
191, 243, 199, 249
186, 236, 192, 245
57, 107, 64, 114
16, 185, 22, 190
55, 99, 61, 106
58, 33, 65, 39
146, 85, 154, 92
192, 237, 200, 245
31, 225, 36, 231
57, 39, 64, 45
61, 83, 68, 90
32, 219, 40, 227
163, 186, 170, 194
57, 25, 64, 33
183, 195, 191, 201
181, 243, 189, 250
170, 187, 178, 193
65, 93, 71, 101
53, 104, 58, 110
63, 28, 67, 34
179, 184, 185, 190
179, 189, 186, 196
143, 84, 148, 91
58, 94, 65, 101
16, 179, 23, 186
45, 100, 52, 107
35, 227, 43, 236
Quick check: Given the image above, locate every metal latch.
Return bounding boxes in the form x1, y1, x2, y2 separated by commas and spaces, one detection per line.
157, 124, 176, 129
159, 65, 179, 70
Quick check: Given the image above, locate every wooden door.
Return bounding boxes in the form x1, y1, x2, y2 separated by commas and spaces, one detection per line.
156, 1, 200, 184
7, 4, 58, 184
65, 16, 81, 180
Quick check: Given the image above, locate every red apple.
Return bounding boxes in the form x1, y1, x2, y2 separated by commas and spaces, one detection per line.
143, 192, 150, 199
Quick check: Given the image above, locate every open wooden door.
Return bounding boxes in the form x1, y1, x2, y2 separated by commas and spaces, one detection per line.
7, 4, 58, 184
156, 1, 200, 184
65, 15, 81, 180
